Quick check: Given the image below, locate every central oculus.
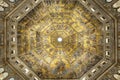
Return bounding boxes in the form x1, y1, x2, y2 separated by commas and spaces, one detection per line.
57, 37, 63, 42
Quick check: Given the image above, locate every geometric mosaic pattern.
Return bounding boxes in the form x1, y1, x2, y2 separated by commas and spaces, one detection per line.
0, 0, 120, 80
18, 1, 104, 79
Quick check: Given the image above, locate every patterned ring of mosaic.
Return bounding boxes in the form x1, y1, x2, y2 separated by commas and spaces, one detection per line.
17, 1, 103, 79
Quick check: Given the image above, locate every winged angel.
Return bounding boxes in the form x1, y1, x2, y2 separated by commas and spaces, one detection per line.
0, 68, 8, 80
113, 0, 120, 12
0, 0, 8, 11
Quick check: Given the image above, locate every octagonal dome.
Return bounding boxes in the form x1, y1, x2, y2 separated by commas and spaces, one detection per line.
5, 0, 116, 80
17, 1, 104, 79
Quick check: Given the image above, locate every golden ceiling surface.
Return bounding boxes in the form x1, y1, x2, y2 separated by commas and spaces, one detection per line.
0, 0, 120, 80
18, 1, 103, 79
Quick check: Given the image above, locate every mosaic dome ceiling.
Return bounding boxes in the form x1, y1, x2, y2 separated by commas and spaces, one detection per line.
0, 0, 120, 80
17, 1, 103, 79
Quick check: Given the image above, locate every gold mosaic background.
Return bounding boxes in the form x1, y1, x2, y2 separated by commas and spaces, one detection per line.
17, 0, 103, 79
